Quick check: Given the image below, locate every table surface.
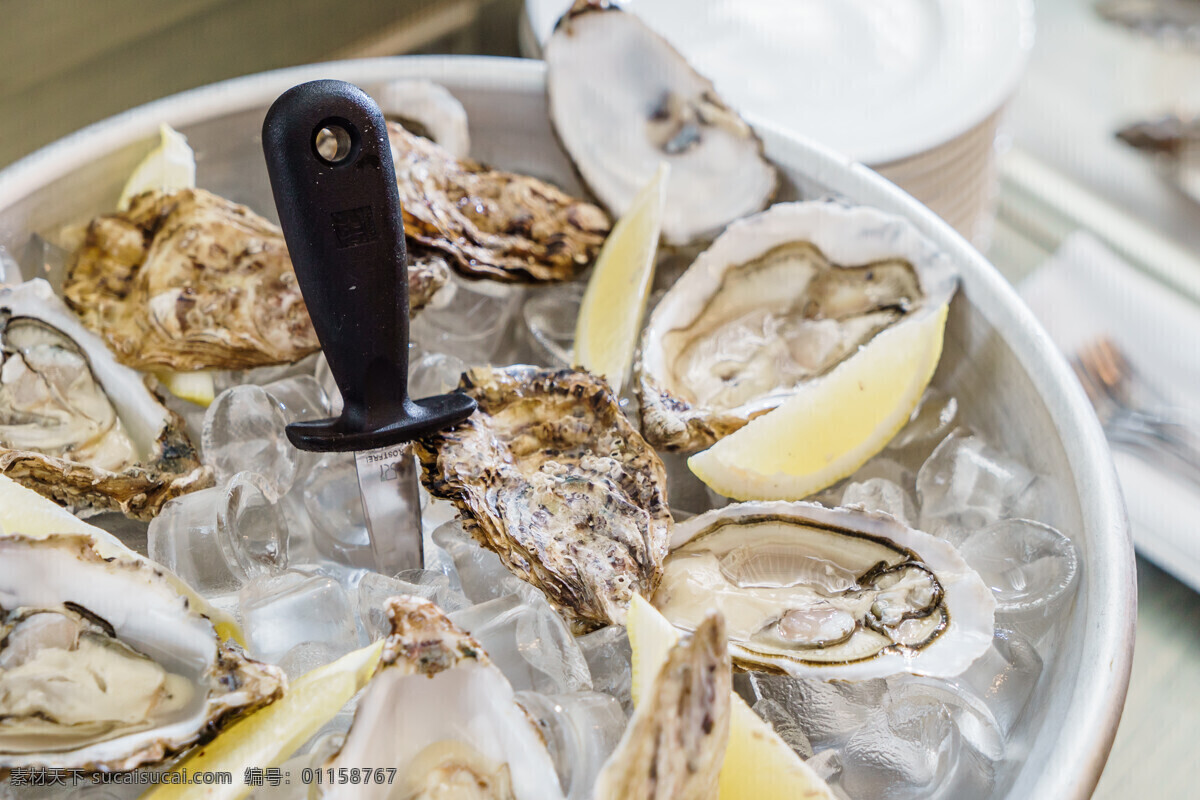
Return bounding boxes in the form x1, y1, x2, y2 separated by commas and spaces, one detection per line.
995, 2, 1200, 796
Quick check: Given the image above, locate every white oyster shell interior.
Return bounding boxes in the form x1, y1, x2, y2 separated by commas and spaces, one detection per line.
655, 501, 995, 681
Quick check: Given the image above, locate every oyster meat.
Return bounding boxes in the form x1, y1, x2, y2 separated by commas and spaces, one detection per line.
416, 367, 672, 631
654, 501, 995, 680
594, 612, 731, 800
63, 188, 449, 371
0, 280, 209, 519
388, 122, 611, 282
324, 595, 563, 800
639, 202, 957, 451
0, 534, 283, 771
545, 0, 777, 245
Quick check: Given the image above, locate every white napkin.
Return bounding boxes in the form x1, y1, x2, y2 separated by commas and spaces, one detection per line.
1019, 232, 1200, 592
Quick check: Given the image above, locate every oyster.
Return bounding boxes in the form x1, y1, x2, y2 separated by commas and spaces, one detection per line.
0, 280, 209, 519
323, 595, 563, 800
388, 122, 611, 282
638, 202, 957, 451
654, 501, 995, 680
416, 367, 672, 631
545, 0, 777, 246
0, 534, 283, 771
63, 188, 448, 371
594, 612, 731, 800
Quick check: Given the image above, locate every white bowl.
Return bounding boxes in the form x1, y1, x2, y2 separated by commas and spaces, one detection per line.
0, 56, 1133, 800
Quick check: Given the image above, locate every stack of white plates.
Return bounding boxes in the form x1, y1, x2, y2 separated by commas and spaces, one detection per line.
522, 0, 1034, 249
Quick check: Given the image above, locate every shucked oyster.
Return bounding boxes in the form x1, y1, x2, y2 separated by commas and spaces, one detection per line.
654, 501, 995, 680
388, 122, 611, 282
63, 188, 449, 371
594, 612, 731, 800
0, 534, 283, 771
324, 595, 563, 800
416, 367, 672, 631
546, 0, 777, 245
639, 202, 957, 452
0, 280, 208, 519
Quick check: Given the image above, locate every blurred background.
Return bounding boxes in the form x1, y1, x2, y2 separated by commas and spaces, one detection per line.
2, 0, 1198, 796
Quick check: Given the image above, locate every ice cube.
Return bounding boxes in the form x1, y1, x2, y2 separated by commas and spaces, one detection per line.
747, 673, 887, 747
753, 698, 815, 758
887, 388, 959, 468
516, 690, 627, 800
262, 375, 330, 422
148, 472, 288, 597
956, 627, 1044, 738
958, 518, 1079, 630
841, 477, 917, 527
278, 640, 345, 681
202, 385, 298, 495
915, 430, 1039, 544
576, 625, 633, 716
521, 283, 583, 368
449, 592, 591, 695
432, 520, 529, 604
240, 571, 357, 665
408, 350, 468, 398
313, 352, 343, 416
301, 452, 376, 570
411, 273, 523, 364
355, 571, 471, 641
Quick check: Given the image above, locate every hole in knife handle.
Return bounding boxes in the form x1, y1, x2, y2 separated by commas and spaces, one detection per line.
313, 118, 358, 165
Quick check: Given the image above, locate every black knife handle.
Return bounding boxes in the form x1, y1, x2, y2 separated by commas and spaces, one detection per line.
262, 79, 475, 452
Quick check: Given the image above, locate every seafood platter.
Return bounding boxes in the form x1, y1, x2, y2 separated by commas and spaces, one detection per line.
0, 4, 1133, 799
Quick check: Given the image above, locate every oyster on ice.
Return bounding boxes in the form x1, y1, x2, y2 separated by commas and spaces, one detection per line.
654, 501, 995, 680
0, 534, 284, 772
0, 280, 209, 519
594, 612, 731, 800
638, 202, 957, 451
63, 188, 448, 371
545, 0, 777, 245
416, 367, 672, 632
388, 122, 611, 282
323, 595, 564, 800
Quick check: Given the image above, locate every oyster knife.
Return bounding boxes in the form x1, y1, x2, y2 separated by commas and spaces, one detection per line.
262, 79, 476, 573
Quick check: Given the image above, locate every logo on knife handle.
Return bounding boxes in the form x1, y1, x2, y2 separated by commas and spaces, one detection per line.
331, 205, 378, 248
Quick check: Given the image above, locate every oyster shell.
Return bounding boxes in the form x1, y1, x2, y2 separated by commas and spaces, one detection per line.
0, 280, 209, 519
415, 367, 672, 631
0, 534, 284, 771
376, 79, 471, 158
324, 595, 564, 800
545, 0, 777, 246
594, 612, 730, 800
388, 122, 611, 282
654, 501, 995, 680
638, 202, 957, 452
63, 188, 448, 371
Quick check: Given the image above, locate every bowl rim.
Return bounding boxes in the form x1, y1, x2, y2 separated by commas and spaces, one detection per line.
0, 54, 1134, 800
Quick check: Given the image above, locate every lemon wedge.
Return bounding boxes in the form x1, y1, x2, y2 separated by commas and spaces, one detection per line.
627, 594, 836, 799
155, 369, 216, 407
689, 304, 949, 501
573, 163, 668, 394
118, 124, 196, 211
0, 474, 244, 645
145, 640, 384, 800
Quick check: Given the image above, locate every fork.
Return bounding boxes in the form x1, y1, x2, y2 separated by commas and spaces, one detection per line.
1072, 337, 1200, 487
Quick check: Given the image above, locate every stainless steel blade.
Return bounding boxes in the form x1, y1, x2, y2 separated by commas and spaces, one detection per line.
354, 443, 424, 574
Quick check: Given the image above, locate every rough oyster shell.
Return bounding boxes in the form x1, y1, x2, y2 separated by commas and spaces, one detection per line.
0, 280, 209, 519
546, 0, 777, 246
388, 122, 611, 282
324, 595, 564, 800
654, 501, 995, 680
63, 188, 448, 371
415, 367, 672, 632
638, 202, 958, 452
594, 612, 731, 800
0, 534, 284, 771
